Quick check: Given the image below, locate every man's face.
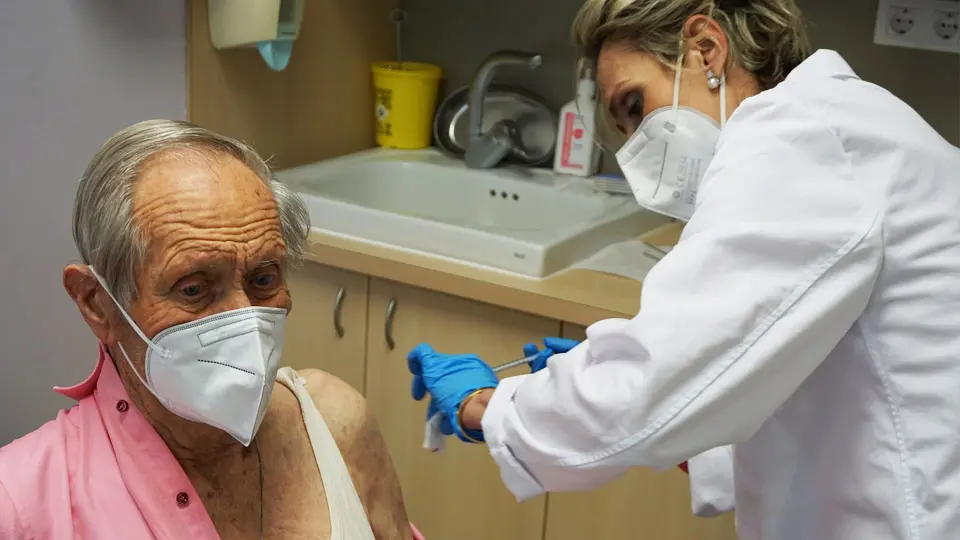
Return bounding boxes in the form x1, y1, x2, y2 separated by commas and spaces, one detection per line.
118, 151, 291, 347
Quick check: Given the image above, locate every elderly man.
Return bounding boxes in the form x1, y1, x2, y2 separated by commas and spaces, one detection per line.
0, 120, 422, 539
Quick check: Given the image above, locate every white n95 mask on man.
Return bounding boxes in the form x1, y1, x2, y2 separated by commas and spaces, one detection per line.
89, 267, 286, 446
615, 54, 726, 221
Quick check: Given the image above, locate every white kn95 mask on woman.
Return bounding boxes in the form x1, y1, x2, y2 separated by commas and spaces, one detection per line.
615, 54, 726, 221
89, 267, 286, 446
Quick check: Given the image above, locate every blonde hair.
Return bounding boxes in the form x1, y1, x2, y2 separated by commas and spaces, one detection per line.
573, 0, 810, 90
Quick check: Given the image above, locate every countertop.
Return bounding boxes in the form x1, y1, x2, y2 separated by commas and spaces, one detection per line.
303, 222, 684, 327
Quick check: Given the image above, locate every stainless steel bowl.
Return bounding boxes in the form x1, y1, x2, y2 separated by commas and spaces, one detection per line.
433, 84, 557, 166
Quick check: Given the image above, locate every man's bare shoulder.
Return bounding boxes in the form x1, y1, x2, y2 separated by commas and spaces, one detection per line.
296, 369, 413, 540
297, 369, 368, 448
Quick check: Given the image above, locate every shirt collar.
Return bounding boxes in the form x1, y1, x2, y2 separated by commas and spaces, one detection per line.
786, 49, 859, 83
53, 342, 108, 400
56, 343, 222, 538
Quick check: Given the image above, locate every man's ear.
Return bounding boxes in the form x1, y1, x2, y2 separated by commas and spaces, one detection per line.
683, 14, 730, 76
63, 264, 117, 345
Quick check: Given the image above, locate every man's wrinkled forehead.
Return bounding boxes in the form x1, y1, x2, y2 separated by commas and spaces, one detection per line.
130, 151, 284, 274
133, 149, 266, 202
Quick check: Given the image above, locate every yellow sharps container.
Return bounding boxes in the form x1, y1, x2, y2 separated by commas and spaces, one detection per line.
371, 62, 443, 149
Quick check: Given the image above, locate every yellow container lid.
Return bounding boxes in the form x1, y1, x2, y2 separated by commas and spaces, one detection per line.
371, 62, 442, 79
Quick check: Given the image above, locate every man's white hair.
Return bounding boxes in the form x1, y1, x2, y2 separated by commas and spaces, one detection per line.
73, 119, 311, 306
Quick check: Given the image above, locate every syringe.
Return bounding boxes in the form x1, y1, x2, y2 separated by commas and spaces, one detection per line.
492, 354, 538, 373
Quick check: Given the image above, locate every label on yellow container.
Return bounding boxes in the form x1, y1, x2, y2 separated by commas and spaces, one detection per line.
375, 87, 394, 138
371, 62, 442, 149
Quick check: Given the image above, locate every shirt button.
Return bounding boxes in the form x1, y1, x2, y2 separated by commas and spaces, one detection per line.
176, 492, 190, 507
116, 400, 129, 413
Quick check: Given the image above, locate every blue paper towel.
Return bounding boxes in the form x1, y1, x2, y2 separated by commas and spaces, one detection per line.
257, 39, 293, 71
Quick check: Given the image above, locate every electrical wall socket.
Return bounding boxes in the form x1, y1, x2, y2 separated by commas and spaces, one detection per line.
887, 5, 918, 35
874, 0, 960, 54
934, 9, 960, 41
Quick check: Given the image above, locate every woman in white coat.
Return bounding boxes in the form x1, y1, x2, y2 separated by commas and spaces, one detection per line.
407, 0, 960, 538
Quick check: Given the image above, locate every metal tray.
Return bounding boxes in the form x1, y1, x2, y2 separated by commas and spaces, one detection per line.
433, 84, 557, 166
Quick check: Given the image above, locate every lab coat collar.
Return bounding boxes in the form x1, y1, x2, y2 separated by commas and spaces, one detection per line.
785, 49, 859, 83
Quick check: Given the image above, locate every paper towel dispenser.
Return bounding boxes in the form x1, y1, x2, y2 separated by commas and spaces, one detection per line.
208, 0, 305, 70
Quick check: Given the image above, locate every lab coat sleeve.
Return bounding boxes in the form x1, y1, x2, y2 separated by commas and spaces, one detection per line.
480, 93, 885, 501
686, 446, 735, 516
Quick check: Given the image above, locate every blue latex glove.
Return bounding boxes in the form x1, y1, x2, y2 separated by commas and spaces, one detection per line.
408, 343, 499, 443
523, 337, 580, 373
425, 400, 455, 437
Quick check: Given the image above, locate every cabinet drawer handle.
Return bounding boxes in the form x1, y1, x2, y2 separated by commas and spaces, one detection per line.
333, 286, 345, 339
385, 298, 397, 350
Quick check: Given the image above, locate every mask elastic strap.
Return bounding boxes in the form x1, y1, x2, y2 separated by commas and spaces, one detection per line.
116, 340, 170, 406
88, 266, 169, 358
719, 73, 727, 129
672, 53, 684, 122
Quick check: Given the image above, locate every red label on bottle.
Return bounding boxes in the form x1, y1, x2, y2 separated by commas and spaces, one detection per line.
561, 112, 584, 170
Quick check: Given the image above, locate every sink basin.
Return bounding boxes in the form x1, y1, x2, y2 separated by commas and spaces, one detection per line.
274, 149, 669, 277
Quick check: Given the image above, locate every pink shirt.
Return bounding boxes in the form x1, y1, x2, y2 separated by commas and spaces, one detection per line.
0, 344, 425, 540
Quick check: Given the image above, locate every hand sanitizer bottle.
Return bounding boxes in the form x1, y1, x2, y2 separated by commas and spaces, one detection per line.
553, 60, 600, 176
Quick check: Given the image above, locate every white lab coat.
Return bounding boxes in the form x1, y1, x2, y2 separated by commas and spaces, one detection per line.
481, 50, 960, 539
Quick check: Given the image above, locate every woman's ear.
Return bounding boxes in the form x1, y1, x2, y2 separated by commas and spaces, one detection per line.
683, 14, 730, 76
63, 264, 114, 344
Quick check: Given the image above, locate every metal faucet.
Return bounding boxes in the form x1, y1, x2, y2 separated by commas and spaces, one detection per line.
464, 50, 543, 169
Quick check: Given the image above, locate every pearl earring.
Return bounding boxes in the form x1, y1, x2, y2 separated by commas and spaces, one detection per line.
706, 70, 721, 90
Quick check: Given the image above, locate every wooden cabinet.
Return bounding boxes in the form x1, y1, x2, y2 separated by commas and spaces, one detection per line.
283, 267, 738, 538
365, 277, 560, 540
283, 262, 369, 393
540, 324, 739, 540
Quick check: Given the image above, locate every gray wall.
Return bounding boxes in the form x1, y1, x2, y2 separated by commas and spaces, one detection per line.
404, 0, 960, 171
0, 1, 186, 444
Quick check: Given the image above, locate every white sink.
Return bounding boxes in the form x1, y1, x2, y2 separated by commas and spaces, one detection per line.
274, 149, 668, 277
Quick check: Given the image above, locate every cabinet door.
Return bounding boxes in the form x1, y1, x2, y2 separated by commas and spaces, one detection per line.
366, 278, 560, 540
542, 324, 739, 540
283, 262, 369, 393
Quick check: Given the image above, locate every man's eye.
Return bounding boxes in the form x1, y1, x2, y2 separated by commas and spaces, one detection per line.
252, 273, 277, 288
181, 283, 203, 297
